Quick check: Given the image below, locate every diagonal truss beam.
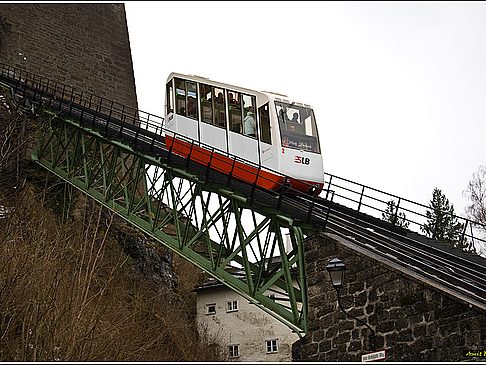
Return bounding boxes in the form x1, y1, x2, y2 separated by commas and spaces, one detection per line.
31, 112, 309, 334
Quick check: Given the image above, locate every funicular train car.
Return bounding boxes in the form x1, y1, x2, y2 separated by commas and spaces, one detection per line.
164, 73, 324, 195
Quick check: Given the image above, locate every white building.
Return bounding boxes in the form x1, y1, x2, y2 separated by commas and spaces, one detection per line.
194, 269, 300, 362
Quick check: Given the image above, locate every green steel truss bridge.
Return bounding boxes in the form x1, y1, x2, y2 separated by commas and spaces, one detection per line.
1, 64, 485, 336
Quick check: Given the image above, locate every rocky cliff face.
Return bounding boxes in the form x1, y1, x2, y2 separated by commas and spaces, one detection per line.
110, 215, 179, 290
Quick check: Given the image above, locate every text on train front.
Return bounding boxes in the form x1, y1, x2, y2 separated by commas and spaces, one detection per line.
275, 101, 320, 154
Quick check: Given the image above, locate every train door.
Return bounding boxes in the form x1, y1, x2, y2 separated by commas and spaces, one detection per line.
199, 84, 228, 152
165, 78, 199, 141
258, 103, 278, 171
227, 91, 259, 165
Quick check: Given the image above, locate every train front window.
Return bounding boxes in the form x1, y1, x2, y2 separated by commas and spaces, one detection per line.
174, 78, 198, 120
275, 101, 320, 153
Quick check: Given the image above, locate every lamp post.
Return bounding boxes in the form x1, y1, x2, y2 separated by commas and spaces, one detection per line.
326, 257, 346, 289
325, 257, 375, 345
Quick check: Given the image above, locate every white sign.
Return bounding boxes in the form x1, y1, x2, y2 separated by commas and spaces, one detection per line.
361, 350, 386, 362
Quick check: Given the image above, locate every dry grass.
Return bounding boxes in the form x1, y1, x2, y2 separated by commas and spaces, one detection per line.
0, 98, 225, 361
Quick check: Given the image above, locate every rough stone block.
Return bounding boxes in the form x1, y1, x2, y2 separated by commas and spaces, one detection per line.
365, 303, 375, 315
399, 328, 413, 342
335, 331, 351, 344
312, 329, 325, 343
384, 332, 399, 347
318, 339, 332, 353
395, 318, 409, 331
399, 292, 424, 306
325, 325, 338, 339
377, 320, 395, 334
347, 340, 362, 353
412, 323, 427, 338
347, 307, 365, 318
338, 319, 356, 332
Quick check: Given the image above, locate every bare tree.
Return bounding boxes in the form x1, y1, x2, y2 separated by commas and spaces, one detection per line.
464, 165, 486, 229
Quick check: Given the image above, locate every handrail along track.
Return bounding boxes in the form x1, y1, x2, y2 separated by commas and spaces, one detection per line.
0, 63, 485, 336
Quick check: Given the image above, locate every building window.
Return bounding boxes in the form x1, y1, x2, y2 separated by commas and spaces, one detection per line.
226, 300, 238, 312
266, 339, 278, 353
228, 344, 240, 358
206, 303, 216, 315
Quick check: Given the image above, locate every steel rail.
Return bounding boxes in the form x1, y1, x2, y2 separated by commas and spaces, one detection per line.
286, 195, 486, 307
301, 196, 486, 281
1, 63, 485, 312
323, 215, 486, 307
320, 200, 486, 282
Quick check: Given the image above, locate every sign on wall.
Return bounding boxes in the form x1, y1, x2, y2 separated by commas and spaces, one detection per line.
361, 350, 386, 362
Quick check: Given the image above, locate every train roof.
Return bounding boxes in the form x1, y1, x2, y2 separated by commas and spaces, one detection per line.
166, 72, 313, 108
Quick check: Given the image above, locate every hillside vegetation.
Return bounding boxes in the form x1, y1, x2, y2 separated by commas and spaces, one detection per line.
0, 96, 224, 361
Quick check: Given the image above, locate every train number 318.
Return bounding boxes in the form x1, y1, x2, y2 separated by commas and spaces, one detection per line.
294, 156, 310, 165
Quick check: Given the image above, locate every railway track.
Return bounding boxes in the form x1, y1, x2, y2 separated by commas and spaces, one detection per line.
1, 64, 485, 312
292, 194, 486, 309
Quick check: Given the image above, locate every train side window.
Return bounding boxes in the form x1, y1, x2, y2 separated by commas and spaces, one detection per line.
228, 90, 242, 133
258, 103, 271, 144
213, 87, 226, 129
186, 81, 198, 120
242, 94, 257, 138
175, 78, 186, 115
200, 83, 213, 124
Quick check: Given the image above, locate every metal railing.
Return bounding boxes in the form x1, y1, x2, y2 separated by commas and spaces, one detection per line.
3, 62, 483, 253
323, 173, 486, 253
0, 63, 326, 224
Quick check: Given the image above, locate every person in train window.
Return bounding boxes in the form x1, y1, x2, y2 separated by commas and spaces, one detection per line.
228, 92, 237, 106
187, 99, 197, 118
290, 112, 299, 123
243, 108, 256, 137
216, 92, 224, 104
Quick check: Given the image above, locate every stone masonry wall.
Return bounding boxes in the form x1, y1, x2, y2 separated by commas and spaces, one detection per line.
0, 3, 138, 108
292, 234, 486, 362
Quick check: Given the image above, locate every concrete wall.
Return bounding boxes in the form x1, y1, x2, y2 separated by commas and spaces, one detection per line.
196, 282, 299, 362
292, 233, 486, 362
0, 3, 138, 108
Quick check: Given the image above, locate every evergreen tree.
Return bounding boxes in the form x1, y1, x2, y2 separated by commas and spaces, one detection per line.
421, 187, 463, 245
382, 199, 409, 229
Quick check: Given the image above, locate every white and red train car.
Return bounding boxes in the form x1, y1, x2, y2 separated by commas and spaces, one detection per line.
163, 73, 324, 195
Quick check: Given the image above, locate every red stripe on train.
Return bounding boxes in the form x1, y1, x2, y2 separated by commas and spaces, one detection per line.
166, 136, 323, 195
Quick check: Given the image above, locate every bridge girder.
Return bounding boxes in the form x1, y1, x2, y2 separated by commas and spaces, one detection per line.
32, 111, 309, 334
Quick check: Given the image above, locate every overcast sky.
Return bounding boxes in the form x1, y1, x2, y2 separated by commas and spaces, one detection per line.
125, 1, 486, 218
